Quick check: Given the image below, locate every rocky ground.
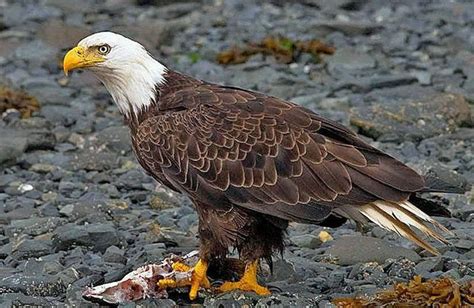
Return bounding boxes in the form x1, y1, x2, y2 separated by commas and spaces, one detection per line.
0, 0, 473, 307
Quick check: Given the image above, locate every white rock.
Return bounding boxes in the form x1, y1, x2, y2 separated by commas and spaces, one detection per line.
18, 183, 34, 193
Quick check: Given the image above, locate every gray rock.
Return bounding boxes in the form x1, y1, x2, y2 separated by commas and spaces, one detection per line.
256, 294, 319, 308
2, 4, 61, 27
86, 224, 121, 252
67, 150, 118, 171
290, 234, 322, 249
0, 129, 27, 165
26, 85, 75, 106
0, 174, 17, 189
52, 223, 120, 253
58, 180, 83, 198
412, 70, 432, 85
0, 128, 55, 164
4, 217, 65, 237
387, 258, 416, 279
37, 19, 90, 50
454, 239, 474, 250
327, 48, 376, 72
311, 20, 380, 35
348, 262, 387, 286
14, 40, 56, 64
25, 130, 57, 151
56, 267, 81, 286
336, 74, 417, 93
40, 105, 79, 126
291, 92, 330, 107
0, 293, 61, 307
103, 245, 127, 264
12, 239, 53, 259
29, 163, 56, 173
0, 274, 66, 297
327, 269, 346, 288
0, 206, 37, 224
125, 298, 177, 308
0, 235, 9, 245
414, 258, 444, 276
424, 166, 471, 194
268, 259, 299, 283
93, 126, 132, 154
442, 269, 461, 280
327, 236, 421, 265
117, 169, 152, 190
350, 93, 472, 141
313, 0, 366, 11
204, 292, 259, 308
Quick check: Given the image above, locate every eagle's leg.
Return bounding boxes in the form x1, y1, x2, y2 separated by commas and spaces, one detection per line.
218, 260, 270, 295
158, 227, 226, 300
218, 214, 285, 296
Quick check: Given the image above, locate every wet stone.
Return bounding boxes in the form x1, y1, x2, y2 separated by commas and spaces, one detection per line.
0, 129, 27, 166
290, 234, 322, 249
327, 48, 376, 72
327, 236, 421, 265
5, 217, 65, 237
349, 93, 472, 141
414, 258, 444, 276
0, 273, 66, 297
52, 223, 120, 253
103, 245, 127, 264
12, 239, 53, 259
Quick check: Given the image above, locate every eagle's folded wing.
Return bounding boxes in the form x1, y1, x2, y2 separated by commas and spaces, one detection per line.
135, 84, 447, 254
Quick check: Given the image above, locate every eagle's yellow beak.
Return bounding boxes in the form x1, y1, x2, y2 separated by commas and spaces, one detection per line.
63, 46, 105, 76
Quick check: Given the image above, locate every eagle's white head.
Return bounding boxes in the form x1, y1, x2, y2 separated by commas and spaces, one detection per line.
63, 32, 167, 116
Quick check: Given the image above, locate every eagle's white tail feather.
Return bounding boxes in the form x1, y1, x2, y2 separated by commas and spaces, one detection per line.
339, 200, 450, 255
398, 200, 453, 235
371, 201, 448, 244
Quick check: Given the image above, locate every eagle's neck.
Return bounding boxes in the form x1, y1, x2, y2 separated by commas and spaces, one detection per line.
96, 55, 167, 118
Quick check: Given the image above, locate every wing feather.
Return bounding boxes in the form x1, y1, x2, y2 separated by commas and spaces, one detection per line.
134, 82, 430, 227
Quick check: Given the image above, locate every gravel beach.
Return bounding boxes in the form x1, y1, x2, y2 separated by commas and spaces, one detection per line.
0, 0, 473, 307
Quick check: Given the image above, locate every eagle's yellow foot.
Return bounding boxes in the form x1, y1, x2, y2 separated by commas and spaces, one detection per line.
218, 260, 270, 296
158, 259, 210, 300
188, 259, 210, 300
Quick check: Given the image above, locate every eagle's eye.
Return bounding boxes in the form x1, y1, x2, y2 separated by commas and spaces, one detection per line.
98, 44, 111, 55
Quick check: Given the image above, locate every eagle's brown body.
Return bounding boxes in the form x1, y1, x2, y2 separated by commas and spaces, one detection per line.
126, 70, 431, 264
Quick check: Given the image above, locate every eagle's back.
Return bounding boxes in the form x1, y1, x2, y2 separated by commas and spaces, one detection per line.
131, 70, 424, 216
127, 70, 452, 254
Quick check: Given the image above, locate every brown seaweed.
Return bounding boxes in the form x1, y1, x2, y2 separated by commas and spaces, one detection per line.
333, 275, 474, 307
0, 86, 40, 118
217, 36, 335, 65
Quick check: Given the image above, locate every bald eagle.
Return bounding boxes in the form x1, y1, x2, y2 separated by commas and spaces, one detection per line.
64, 32, 456, 299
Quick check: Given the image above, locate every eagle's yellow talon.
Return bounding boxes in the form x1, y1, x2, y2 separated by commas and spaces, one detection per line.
218, 260, 270, 296
158, 278, 178, 289
158, 259, 210, 300
172, 261, 192, 272
189, 259, 210, 300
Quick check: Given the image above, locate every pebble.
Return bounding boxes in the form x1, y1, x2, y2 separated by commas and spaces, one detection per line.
52, 223, 120, 253
12, 239, 53, 259
5, 217, 65, 237
103, 246, 127, 264
0, 129, 28, 165
290, 234, 322, 249
327, 48, 376, 72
